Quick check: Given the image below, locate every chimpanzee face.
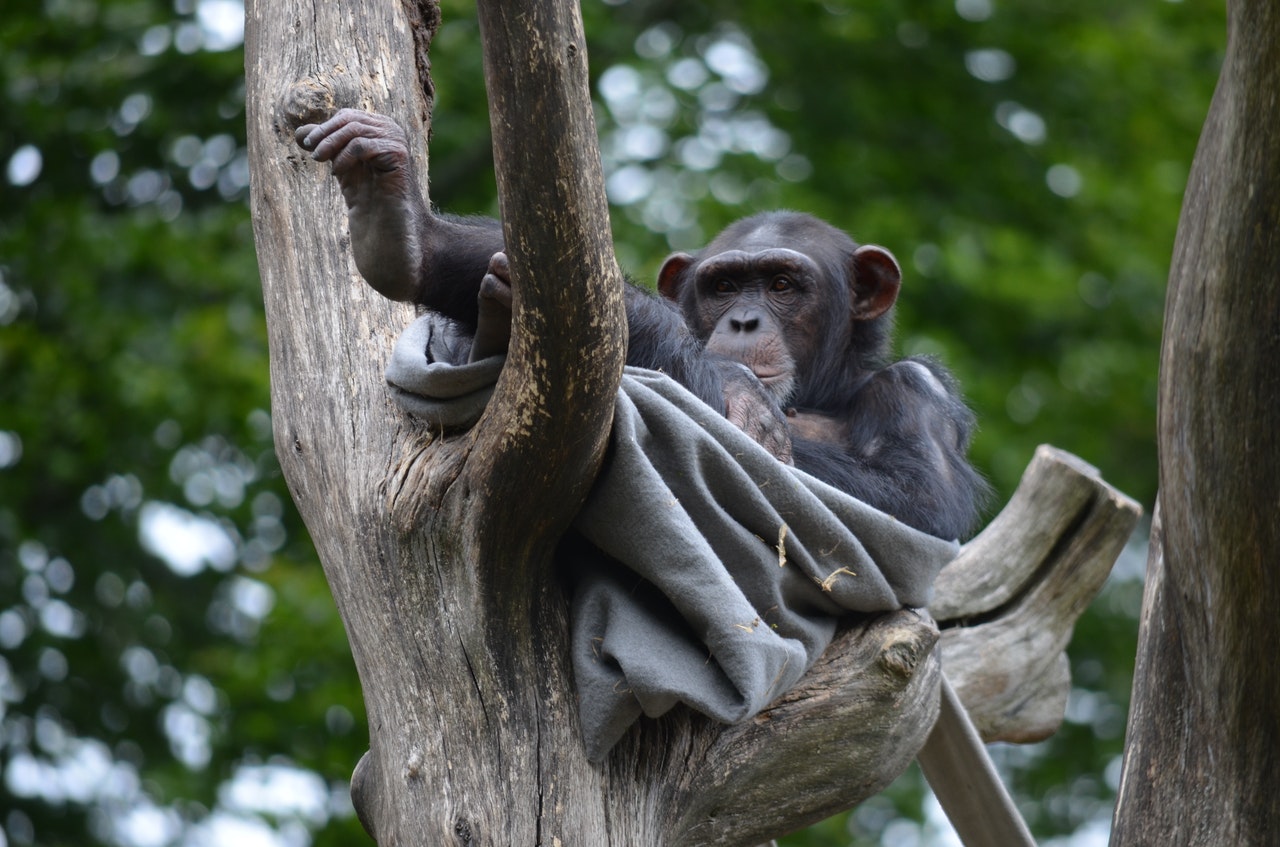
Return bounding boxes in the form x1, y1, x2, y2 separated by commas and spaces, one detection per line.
658, 213, 901, 406
686, 247, 827, 403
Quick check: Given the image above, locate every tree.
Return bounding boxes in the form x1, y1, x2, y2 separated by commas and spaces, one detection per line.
246, 0, 1139, 844
0, 0, 1224, 844
248, 0, 928, 840
1110, 1, 1280, 843
246, 0, 632, 840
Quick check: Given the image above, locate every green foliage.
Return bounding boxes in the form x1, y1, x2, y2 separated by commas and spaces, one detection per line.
2, 2, 365, 844
0, 0, 1224, 845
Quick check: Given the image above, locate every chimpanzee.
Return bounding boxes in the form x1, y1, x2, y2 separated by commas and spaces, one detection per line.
655, 212, 988, 539
296, 109, 987, 540
297, 109, 790, 461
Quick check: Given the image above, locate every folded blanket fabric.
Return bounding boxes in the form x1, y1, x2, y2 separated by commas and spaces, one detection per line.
387, 315, 958, 761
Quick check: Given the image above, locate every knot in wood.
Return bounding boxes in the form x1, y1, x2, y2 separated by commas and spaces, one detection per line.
453, 817, 476, 845
877, 624, 933, 679
281, 78, 337, 133
403, 745, 425, 781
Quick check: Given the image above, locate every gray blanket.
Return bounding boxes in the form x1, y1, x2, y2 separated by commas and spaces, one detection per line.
387, 315, 958, 761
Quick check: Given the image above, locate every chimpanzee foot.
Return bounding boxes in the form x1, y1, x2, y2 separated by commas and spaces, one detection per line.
468, 252, 514, 362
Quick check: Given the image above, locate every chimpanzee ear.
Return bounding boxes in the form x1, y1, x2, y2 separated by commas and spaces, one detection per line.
658, 253, 696, 301
849, 245, 902, 320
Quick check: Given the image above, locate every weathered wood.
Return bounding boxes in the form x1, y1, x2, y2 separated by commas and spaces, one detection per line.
933, 445, 1142, 742
465, 0, 628, 607
665, 612, 941, 847
1110, 2, 1280, 843
918, 677, 1036, 847
932, 447, 1119, 620
245, 1, 941, 843
245, 1, 1143, 844
913, 449, 1140, 847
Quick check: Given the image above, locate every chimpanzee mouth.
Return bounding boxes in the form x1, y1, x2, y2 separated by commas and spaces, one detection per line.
755, 371, 796, 403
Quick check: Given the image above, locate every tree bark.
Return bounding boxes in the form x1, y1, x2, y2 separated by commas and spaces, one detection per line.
1110, 3, 1280, 844
246, 0, 627, 842
245, 3, 1141, 845
245, 1, 933, 843
934, 446, 1140, 744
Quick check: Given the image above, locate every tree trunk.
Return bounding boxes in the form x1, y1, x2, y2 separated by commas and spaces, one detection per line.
1110, 2, 1280, 844
245, 2, 1142, 845
245, 1, 932, 843
245, 0, 628, 842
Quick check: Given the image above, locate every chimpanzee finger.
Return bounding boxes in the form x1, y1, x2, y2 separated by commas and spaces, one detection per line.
757, 417, 794, 465
294, 124, 319, 148
328, 136, 408, 177
479, 269, 513, 309
468, 273, 514, 362
486, 251, 511, 284
299, 108, 399, 148
308, 119, 403, 165
726, 393, 793, 465
759, 424, 793, 464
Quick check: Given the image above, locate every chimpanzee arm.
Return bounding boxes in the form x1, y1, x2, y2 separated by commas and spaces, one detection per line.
300, 110, 792, 461
623, 288, 723, 402
791, 358, 988, 540
296, 109, 500, 330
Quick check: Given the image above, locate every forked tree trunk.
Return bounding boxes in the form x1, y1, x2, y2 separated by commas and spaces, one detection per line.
245, 0, 631, 842
245, 0, 939, 829
245, 2, 1141, 845
1110, 2, 1280, 844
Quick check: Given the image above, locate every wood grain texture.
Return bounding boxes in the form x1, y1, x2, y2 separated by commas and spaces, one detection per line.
934, 445, 1141, 743
1111, 3, 1280, 843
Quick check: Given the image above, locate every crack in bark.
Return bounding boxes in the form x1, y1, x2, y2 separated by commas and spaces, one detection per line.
535, 714, 545, 846
938, 493, 1097, 630
457, 633, 489, 728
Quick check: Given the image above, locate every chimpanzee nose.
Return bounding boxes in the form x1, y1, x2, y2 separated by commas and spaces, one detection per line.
729, 314, 759, 333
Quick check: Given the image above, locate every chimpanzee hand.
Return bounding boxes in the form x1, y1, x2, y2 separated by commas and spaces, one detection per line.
295, 109, 429, 302
296, 109, 417, 207
468, 252, 514, 362
721, 364, 794, 465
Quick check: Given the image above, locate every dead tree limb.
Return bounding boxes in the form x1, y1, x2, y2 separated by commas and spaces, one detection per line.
245, 1, 1142, 842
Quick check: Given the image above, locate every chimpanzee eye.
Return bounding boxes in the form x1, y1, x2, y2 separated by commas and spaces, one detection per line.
770, 275, 793, 292
714, 279, 735, 294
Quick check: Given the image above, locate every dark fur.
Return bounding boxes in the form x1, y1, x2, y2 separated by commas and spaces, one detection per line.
660, 211, 989, 540
299, 111, 987, 540
406, 210, 751, 417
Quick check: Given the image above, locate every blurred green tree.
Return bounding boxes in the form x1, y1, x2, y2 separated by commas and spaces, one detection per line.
0, 0, 1224, 845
